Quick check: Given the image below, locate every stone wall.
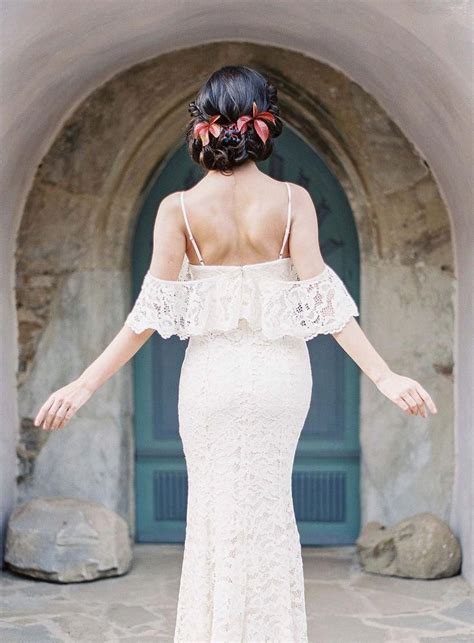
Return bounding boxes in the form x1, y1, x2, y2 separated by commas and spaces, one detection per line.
15, 43, 454, 532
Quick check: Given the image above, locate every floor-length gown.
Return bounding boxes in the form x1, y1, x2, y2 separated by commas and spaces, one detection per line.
125, 182, 359, 643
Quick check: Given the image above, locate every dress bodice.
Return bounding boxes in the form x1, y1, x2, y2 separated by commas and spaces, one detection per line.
186, 256, 296, 280
124, 255, 359, 341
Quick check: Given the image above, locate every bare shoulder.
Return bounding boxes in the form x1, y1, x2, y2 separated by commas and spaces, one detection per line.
157, 191, 182, 216
285, 182, 324, 273
285, 182, 316, 224
285, 181, 308, 200
153, 191, 185, 232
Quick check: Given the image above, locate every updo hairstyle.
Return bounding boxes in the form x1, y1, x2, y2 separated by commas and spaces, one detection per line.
185, 65, 283, 175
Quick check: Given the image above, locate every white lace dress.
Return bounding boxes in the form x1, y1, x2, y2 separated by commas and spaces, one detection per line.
125, 254, 359, 643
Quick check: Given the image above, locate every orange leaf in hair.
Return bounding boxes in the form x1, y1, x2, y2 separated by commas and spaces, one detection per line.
193, 114, 222, 146
236, 101, 276, 144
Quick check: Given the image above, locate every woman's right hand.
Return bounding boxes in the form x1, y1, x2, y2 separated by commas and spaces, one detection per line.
34, 379, 95, 431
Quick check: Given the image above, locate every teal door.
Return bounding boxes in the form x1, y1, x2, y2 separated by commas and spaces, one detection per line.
132, 127, 360, 544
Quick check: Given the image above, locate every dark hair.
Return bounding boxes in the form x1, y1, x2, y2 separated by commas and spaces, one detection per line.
185, 65, 283, 175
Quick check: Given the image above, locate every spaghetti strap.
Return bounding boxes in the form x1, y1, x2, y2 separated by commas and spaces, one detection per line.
278, 182, 292, 259
180, 191, 205, 265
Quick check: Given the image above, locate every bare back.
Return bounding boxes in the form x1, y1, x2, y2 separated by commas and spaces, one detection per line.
181, 177, 291, 266
148, 164, 326, 281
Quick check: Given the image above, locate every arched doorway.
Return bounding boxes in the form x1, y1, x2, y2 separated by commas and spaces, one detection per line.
14, 42, 454, 559
131, 125, 361, 544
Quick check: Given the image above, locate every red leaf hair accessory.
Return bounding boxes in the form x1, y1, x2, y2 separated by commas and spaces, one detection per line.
193, 114, 222, 146
236, 101, 276, 144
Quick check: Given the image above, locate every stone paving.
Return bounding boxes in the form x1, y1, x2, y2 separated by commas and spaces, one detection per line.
0, 545, 472, 642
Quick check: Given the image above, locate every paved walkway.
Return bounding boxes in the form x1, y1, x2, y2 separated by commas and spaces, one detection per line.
0, 545, 472, 642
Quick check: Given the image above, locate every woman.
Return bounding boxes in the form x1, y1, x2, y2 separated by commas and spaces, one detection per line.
34, 65, 437, 642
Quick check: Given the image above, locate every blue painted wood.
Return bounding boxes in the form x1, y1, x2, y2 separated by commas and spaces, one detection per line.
132, 126, 360, 544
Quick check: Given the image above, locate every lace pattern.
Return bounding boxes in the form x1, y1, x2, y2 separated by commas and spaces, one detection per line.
175, 328, 312, 641
260, 264, 360, 340
125, 262, 359, 341
124, 271, 239, 338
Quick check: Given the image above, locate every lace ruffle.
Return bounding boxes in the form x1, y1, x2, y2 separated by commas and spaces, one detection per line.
259, 264, 360, 340
125, 263, 359, 341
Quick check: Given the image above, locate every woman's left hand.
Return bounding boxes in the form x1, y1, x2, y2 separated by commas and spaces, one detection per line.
373, 370, 438, 417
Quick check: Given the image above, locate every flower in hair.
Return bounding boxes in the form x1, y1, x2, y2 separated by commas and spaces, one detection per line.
193, 114, 222, 146
236, 101, 276, 144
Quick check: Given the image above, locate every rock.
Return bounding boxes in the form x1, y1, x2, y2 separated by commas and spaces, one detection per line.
356, 512, 461, 579
5, 497, 132, 582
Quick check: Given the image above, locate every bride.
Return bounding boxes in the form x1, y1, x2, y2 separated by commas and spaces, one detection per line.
34, 65, 437, 642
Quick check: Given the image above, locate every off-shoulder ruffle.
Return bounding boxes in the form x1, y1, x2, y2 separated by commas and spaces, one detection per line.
125, 263, 359, 341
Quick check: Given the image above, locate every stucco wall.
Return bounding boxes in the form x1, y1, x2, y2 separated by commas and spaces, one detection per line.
1, 0, 471, 582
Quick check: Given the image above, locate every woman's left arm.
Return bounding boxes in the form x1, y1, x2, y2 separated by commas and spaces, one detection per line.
332, 317, 438, 418
288, 186, 438, 419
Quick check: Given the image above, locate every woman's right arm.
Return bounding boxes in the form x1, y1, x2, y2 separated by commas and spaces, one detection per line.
35, 192, 187, 432
34, 326, 153, 431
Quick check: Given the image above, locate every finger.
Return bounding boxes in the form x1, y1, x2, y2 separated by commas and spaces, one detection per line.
409, 388, 427, 417
56, 403, 76, 430
402, 390, 420, 415
51, 400, 71, 430
395, 396, 411, 414
43, 397, 64, 431
401, 391, 420, 415
400, 393, 413, 415
415, 383, 438, 414
34, 395, 55, 427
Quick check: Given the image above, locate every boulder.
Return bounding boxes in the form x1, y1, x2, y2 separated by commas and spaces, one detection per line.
356, 512, 461, 579
5, 497, 132, 582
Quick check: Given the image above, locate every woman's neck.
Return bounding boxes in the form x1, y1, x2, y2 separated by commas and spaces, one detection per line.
206, 161, 260, 180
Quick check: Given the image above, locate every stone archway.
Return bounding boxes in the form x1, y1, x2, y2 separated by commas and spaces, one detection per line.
15, 42, 454, 535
